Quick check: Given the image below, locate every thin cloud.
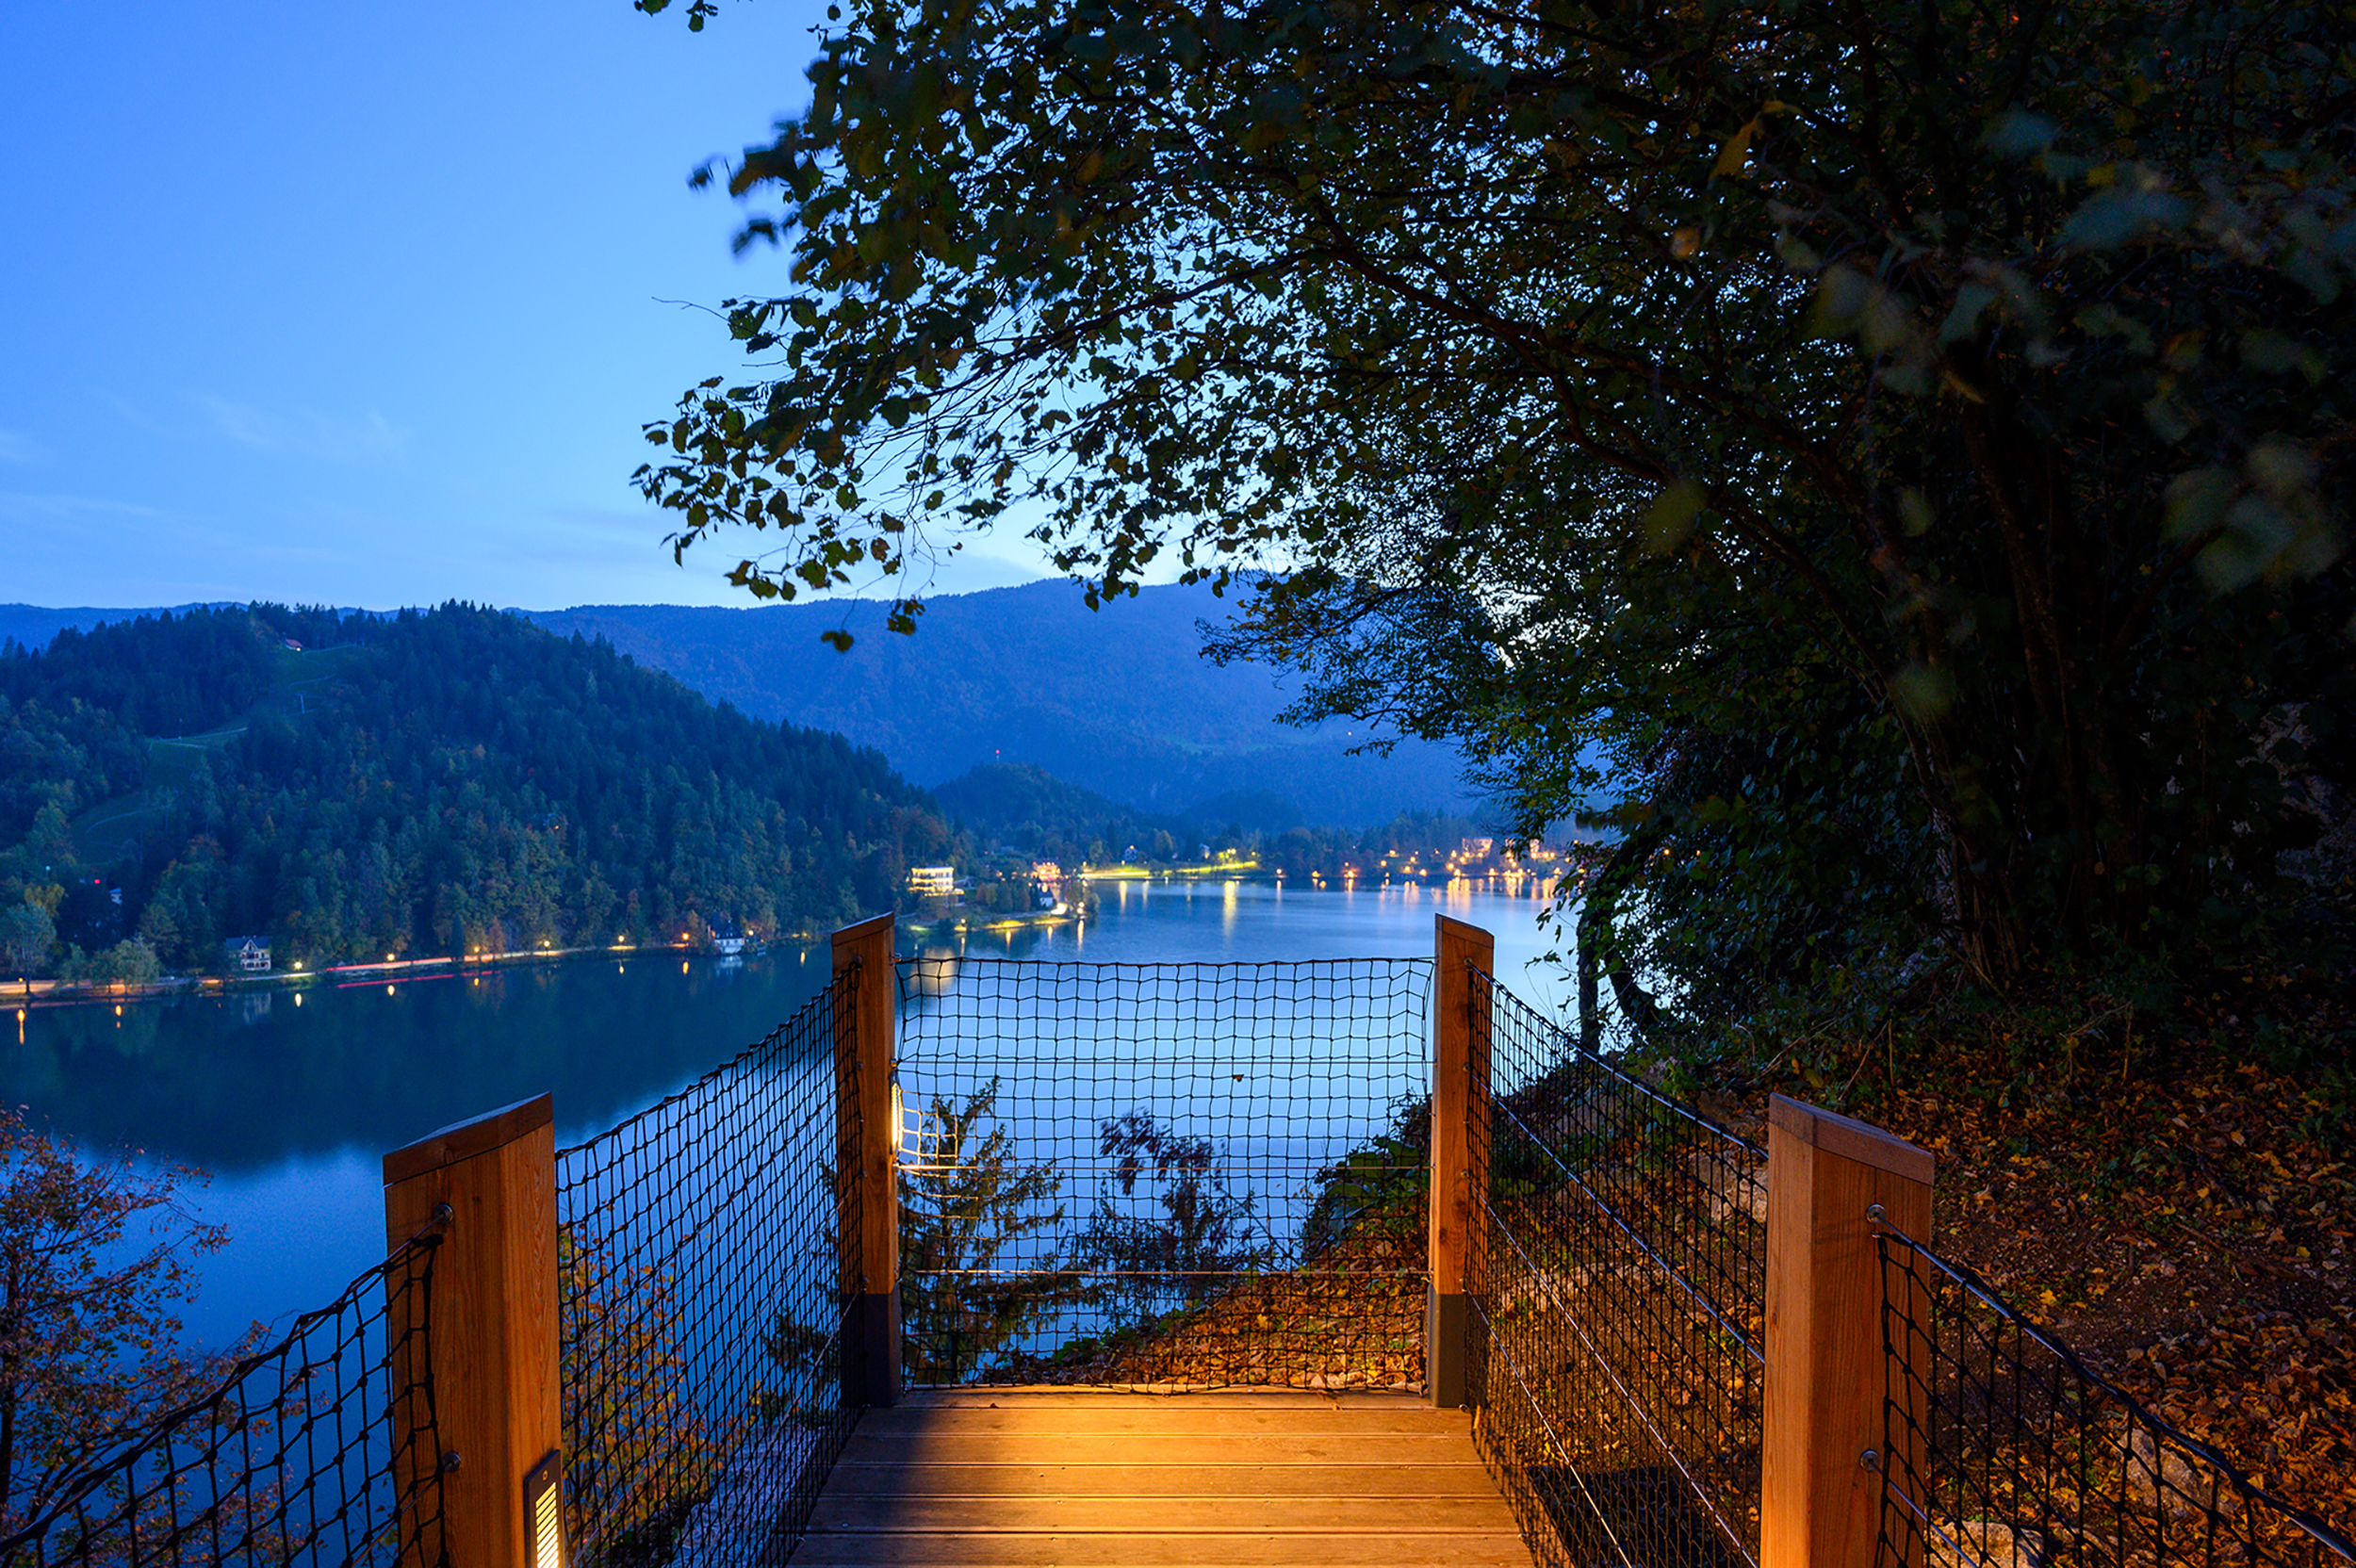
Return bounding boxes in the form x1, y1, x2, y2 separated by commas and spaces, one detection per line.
201, 395, 280, 449
198, 395, 410, 463
0, 490, 172, 520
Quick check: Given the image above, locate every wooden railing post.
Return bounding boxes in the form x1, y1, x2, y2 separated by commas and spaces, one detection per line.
384, 1094, 560, 1568
1429, 915, 1495, 1409
832, 913, 900, 1408
1762, 1094, 1935, 1568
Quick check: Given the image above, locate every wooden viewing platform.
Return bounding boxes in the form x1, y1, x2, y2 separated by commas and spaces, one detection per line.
788, 1390, 1538, 1566
376, 917, 1951, 1568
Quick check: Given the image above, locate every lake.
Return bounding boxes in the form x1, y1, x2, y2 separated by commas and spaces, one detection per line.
2, 877, 1573, 1347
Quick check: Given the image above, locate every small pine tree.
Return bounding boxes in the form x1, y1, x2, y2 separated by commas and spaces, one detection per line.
898, 1079, 1072, 1383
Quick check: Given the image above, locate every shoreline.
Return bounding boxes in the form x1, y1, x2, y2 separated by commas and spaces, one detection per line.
2, 937, 813, 1016
8, 870, 1566, 1016
903, 907, 1087, 939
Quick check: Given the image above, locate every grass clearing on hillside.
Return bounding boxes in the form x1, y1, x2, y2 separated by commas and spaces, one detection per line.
66, 644, 362, 870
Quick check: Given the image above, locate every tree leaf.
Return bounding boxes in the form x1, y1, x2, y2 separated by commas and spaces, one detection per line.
1644, 479, 1707, 554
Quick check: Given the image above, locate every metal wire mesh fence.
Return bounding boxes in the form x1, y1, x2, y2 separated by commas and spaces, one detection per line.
0, 1232, 447, 1568
892, 956, 1432, 1389
1875, 1223, 2356, 1568
1467, 969, 1768, 1568
555, 968, 859, 1568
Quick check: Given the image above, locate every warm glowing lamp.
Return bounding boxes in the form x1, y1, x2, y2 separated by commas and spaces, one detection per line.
524, 1451, 566, 1568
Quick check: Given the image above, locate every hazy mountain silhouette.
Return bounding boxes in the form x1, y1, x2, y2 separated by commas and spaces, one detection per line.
0, 602, 244, 653
527, 581, 1477, 826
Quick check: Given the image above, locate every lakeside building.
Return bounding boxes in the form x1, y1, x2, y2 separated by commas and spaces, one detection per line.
222, 936, 272, 974
908, 866, 958, 899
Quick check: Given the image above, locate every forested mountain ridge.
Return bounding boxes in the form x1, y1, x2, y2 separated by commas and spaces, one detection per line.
12, 587, 1480, 828
0, 604, 950, 976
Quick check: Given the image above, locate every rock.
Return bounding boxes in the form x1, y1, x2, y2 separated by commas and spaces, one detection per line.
1929, 1518, 2047, 1568
1689, 1148, 1770, 1227
2126, 1425, 2239, 1519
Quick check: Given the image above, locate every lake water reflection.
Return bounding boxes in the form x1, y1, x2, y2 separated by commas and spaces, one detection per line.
1, 879, 1571, 1346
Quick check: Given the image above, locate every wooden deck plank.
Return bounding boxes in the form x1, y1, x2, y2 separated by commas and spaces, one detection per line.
853, 1405, 1467, 1436
823, 1462, 1503, 1496
897, 1389, 1436, 1407
809, 1494, 1524, 1532
839, 1431, 1479, 1466
787, 1531, 1540, 1566
789, 1393, 1534, 1568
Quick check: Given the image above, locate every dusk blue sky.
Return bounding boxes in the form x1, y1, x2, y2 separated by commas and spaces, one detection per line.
1, 0, 1059, 611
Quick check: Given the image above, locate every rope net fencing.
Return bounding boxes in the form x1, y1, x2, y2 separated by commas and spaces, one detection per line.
0, 1232, 447, 1568
892, 956, 1432, 1389
1875, 1224, 2356, 1568
1467, 968, 1768, 1568
556, 967, 859, 1568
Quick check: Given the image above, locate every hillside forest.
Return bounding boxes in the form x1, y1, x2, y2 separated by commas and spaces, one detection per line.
0, 604, 952, 977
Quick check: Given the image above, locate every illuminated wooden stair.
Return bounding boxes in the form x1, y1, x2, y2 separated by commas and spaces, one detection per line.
788, 1389, 1535, 1567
